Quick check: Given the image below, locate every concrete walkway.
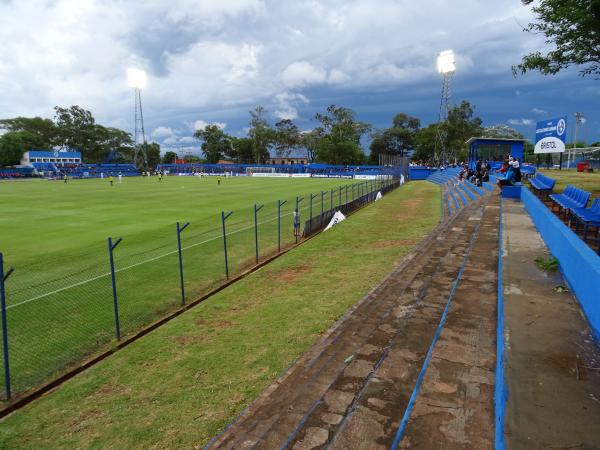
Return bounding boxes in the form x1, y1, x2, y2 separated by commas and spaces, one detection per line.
206, 192, 500, 449
502, 199, 600, 449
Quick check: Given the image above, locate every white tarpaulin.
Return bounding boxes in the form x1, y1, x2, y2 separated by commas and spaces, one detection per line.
324, 211, 346, 231
375, 192, 382, 201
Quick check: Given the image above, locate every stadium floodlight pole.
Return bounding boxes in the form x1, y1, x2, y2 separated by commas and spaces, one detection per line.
127, 68, 149, 170
277, 200, 287, 253
221, 211, 233, 279
176, 222, 190, 306
295, 197, 304, 243
107, 237, 123, 340
569, 112, 584, 170
254, 204, 264, 264
0, 253, 14, 400
433, 50, 456, 166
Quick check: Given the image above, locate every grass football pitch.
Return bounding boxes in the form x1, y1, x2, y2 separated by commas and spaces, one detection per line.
0, 175, 368, 397
0, 182, 440, 449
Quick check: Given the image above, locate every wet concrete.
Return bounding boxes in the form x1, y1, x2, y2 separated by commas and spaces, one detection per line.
207, 190, 500, 450
397, 201, 500, 449
502, 200, 600, 449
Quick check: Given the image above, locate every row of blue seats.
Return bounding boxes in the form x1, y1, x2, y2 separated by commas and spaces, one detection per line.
529, 173, 556, 196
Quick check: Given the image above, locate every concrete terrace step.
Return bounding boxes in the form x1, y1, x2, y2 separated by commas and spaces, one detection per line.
206, 191, 498, 449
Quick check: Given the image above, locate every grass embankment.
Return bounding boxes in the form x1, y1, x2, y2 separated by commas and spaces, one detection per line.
538, 169, 600, 199
0, 181, 440, 449
0, 176, 361, 396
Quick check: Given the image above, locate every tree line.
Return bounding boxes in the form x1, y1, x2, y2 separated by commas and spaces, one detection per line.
191, 100, 487, 166
2, 100, 523, 169
0, 106, 162, 168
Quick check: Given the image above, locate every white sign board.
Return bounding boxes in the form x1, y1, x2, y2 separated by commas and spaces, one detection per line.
534, 116, 567, 154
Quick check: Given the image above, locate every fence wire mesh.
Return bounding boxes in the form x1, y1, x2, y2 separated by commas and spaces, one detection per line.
0, 177, 399, 401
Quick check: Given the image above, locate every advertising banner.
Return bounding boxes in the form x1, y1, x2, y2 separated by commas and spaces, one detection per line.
534, 117, 567, 154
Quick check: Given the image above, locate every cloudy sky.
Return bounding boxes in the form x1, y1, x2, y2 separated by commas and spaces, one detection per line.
1, 0, 598, 154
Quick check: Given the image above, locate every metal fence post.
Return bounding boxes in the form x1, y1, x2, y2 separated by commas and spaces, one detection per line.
254, 204, 264, 264
320, 191, 326, 227
107, 237, 123, 340
221, 211, 233, 279
309, 193, 317, 234
352, 183, 355, 202
295, 196, 304, 243
0, 253, 14, 400
345, 184, 349, 204
278, 200, 287, 253
330, 188, 334, 212
338, 186, 342, 207
176, 221, 190, 306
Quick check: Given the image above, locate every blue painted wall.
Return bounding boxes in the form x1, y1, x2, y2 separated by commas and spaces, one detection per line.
522, 188, 600, 340
409, 167, 434, 180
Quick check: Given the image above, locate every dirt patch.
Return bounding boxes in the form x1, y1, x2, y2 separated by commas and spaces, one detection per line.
196, 318, 207, 327
370, 239, 417, 249
395, 198, 424, 220
214, 320, 233, 329
271, 264, 311, 283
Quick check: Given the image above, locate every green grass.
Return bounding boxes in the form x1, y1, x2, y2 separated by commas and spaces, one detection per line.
0, 176, 368, 397
0, 181, 440, 449
538, 168, 600, 200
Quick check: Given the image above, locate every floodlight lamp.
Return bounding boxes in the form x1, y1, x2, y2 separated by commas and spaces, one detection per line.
127, 68, 147, 89
437, 50, 456, 74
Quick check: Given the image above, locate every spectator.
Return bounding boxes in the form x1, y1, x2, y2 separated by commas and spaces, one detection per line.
497, 160, 517, 192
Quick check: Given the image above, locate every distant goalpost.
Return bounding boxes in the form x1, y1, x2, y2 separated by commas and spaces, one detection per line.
246, 167, 276, 176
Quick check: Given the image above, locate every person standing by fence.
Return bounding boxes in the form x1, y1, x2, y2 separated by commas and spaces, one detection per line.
293, 208, 301, 238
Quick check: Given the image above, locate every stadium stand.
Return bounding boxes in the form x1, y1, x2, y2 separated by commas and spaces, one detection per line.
425, 168, 487, 216
0, 167, 34, 179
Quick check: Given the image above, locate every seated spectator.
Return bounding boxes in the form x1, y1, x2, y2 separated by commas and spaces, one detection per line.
496, 160, 517, 191
513, 160, 522, 182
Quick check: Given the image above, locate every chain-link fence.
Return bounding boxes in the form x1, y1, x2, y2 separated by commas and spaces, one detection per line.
0, 177, 400, 402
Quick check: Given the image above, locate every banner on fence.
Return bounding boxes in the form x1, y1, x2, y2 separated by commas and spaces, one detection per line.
354, 174, 378, 180
324, 211, 346, 231
251, 172, 290, 177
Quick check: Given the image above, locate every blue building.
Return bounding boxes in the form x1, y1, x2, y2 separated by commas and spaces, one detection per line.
21, 150, 82, 166
466, 137, 525, 170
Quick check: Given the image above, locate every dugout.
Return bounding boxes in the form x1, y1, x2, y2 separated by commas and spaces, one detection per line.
466, 137, 525, 170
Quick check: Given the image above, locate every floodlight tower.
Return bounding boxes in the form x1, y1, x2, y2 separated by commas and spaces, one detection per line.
433, 50, 456, 165
568, 112, 584, 170
127, 68, 148, 169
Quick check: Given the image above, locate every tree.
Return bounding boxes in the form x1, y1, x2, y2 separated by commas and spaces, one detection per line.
482, 124, 524, 139
274, 119, 300, 157
162, 151, 177, 164
515, 0, 600, 77
0, 117, 58, 147
0, 131, 45, 166
228, 137, 255, 163
369, 113, 420, 164
248, 106, 274, 163
300, 128, 324, 162
145, 142, 161, 169
413, 124, 438, 162
313, 105, 370, 165
444, 101, 483, 161
194, 124, 231, 164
